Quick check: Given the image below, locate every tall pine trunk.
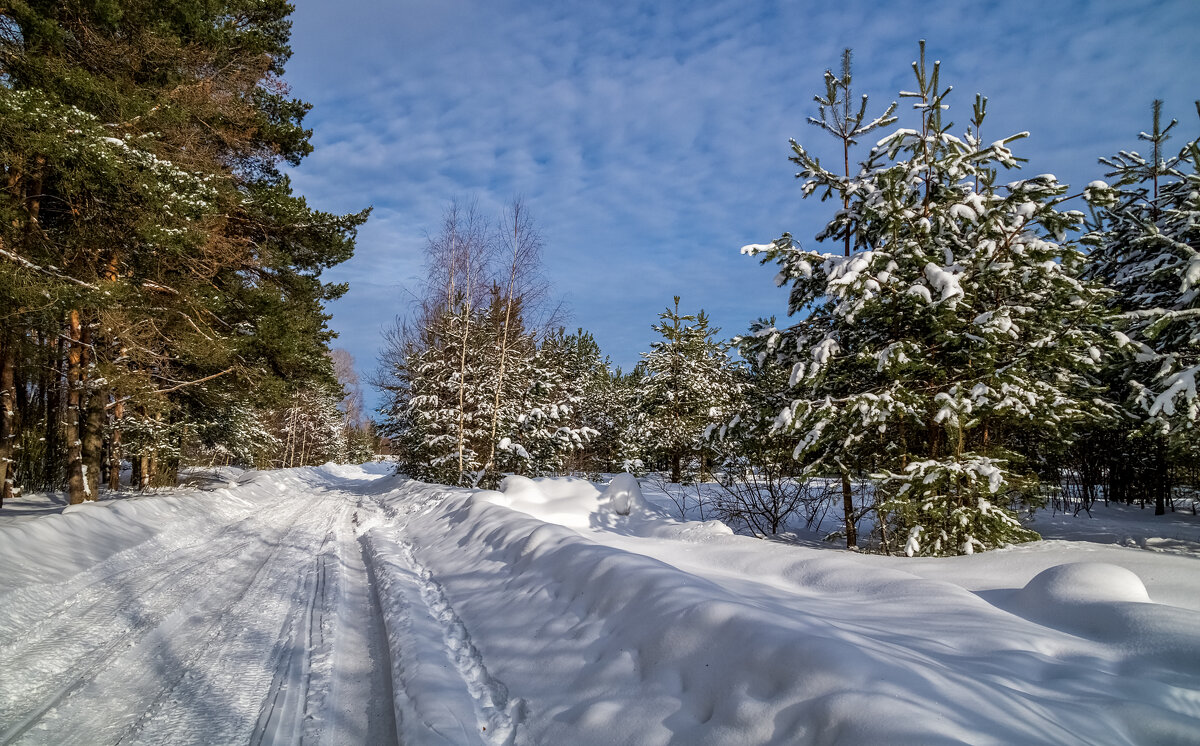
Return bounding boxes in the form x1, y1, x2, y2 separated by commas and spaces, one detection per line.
81, 390, 105, 498
64, 311, 87, 504
0, 333, 15, 506
1154, 435, 1168, 516
78, 322, 103, 499
139, 453, 151, 490
40, 331, 62, 492
147, 412, 162, 487
108, 399, 123, 491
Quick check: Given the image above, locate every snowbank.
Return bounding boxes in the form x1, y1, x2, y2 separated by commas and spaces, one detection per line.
4, 467, 1198, 744
376, 475, 1200, 745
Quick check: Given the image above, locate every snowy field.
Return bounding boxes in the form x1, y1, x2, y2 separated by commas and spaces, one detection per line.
1, 465, 1198, 745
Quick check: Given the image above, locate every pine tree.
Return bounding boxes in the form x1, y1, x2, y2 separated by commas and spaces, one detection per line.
1083, 101, 1200, 513
738, 42, 1113, 556
0, 1, 365, 497
640, 297, 738, 483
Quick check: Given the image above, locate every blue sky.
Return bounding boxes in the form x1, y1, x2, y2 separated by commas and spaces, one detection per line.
283, 0, 1200, 409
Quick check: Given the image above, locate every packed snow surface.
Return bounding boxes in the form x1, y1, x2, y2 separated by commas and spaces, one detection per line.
1, 465, 1198, 744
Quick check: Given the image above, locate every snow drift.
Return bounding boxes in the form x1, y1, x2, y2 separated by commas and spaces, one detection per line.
2, 465, 1198, 745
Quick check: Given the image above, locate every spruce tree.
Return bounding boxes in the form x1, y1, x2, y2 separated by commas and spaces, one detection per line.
738, 42, 1113, 556
393, 304, 496, 485
507, 328, 601, 476
1083, 101, 1200, 512
640, 297, 738, 483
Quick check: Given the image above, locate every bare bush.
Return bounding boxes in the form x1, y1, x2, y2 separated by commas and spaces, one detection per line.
647, 472, 713, 522
715, 459, 835, 536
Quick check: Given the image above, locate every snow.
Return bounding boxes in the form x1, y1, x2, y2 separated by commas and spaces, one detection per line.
905, 283, 933, 304
1184, 255, 1200, 292
923, 261, 964, 301
2, 465, 1199, 744
1019, 562, 1150, 605
1149, 365, 1199, 417
600, 472, 647, 516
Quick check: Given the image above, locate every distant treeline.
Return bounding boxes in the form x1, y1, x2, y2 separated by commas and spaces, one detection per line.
377, 46, 1199, 557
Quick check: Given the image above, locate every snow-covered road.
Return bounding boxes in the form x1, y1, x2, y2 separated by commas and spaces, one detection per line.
2, 464, 1198, 745
0, 469, 404, 745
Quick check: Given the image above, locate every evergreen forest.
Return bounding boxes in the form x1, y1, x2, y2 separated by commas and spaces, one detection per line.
3, 6, 1197, 558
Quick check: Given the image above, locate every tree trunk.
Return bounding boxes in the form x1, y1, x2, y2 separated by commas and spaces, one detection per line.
486, 202, 528, 474
43, 332, 65, 492
1154, 435, 1167, 516
841, 471, 857, 549
0, 333, 15, 506
671, 452, 682, 484
147, 412, 161, 487
64, 311, 86, 504
77, 322, 102, 499
878, 508, 890, 555
139, 453, 151, 490
108, 399, 123, 491
81, 385, 105, 499
456, 308, 471, 480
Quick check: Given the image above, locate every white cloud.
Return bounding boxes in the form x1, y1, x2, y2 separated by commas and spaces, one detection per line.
285, 0, 1200, 406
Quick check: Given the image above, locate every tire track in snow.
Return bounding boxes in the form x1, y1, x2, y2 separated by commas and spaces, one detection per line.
0, 493, 315, 745
249, 526, 335, 745
299, 500, 399, 746
243, 491, 401, 746
0, 489, 295, 673
2, 490, 337, 745
109, 497, 342, 746
349, 507, 401, 744
363, 513, 524, 746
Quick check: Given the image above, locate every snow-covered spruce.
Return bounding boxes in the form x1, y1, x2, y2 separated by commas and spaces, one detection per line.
734, 44, 1112, 556
1083, 102, 1200, 439
382, 302, 600, 485
639, 297, 740, 483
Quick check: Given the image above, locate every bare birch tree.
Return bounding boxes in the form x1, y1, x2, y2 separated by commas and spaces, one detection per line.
485, 197, 550, 474
422, 201, 493, 480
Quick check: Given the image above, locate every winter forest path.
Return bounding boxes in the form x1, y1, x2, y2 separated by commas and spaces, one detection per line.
0, 466, 474, 746
4, 467, 1199, 745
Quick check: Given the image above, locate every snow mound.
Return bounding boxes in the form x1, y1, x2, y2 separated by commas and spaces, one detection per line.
473, 489, 510, 507
598, 473, 647, 516
498, 475, 557, 505
1008, 562, 1200, 668
496, 475, 657, 528
1020, 562, 1151, 605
